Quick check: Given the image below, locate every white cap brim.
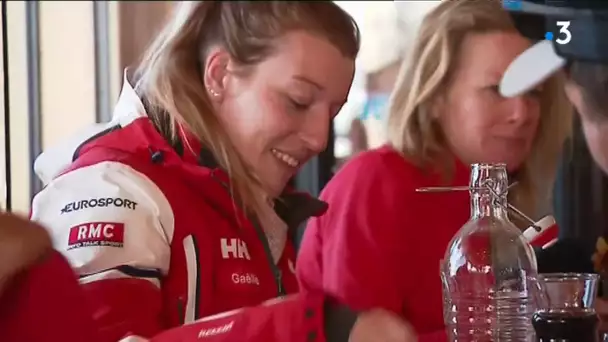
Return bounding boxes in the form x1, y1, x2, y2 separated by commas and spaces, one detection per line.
499, 40, 567, 98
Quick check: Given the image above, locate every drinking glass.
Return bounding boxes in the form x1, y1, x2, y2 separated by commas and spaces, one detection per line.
533, 273, 600, 342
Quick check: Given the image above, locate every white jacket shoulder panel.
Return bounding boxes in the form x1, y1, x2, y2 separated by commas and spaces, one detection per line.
31, 161, 175, 277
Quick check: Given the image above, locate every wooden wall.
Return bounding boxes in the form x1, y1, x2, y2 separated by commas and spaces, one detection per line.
117, 1, 174, 71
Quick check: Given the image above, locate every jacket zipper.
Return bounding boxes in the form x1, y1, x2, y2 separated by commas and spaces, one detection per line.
251, 220, 286, 297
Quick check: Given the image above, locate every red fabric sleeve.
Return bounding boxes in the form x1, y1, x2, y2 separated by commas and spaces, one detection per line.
0, 253, 331, 342
420, 330, 448, 342
82, 277, 165, 340
0, 251, 165, 342
150, 293, 328, 342
0, 251, 100, 342
298, 151, 416, 314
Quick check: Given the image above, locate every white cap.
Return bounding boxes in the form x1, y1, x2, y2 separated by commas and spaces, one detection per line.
499, 40, 567, 97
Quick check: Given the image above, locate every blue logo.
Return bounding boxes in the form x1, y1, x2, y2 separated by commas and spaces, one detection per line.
545, 32, 554, 41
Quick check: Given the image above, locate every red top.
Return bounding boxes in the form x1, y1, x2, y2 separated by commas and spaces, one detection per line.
297, 145, 471, 342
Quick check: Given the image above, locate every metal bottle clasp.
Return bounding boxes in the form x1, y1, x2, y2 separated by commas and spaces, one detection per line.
416, 182, 541, 231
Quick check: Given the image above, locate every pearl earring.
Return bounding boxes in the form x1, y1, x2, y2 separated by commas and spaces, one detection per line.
208, 88, 219, 97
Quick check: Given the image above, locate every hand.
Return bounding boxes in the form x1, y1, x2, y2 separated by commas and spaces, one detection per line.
349, 309, 417, 342
0, 212, 52, 294
596, 298, 608, 334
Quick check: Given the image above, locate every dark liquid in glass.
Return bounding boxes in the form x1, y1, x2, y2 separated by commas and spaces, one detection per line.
532, 310, 599, 342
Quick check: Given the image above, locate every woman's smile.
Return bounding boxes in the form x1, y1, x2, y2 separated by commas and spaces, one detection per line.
271, 148, 301, 168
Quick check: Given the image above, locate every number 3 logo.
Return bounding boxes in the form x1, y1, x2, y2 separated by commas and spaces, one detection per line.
556, 21, 572, 45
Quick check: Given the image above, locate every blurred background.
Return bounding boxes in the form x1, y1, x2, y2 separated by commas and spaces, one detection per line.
0, 1, 606, 253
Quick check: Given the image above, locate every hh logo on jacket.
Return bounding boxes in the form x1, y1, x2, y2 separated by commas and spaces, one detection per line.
67, 222, 125, 250
221, 238, 250, 260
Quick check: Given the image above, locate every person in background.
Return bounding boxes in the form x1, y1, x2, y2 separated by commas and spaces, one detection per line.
498, 0, 608, 331
356, 2, 408, 151
297, 0, 571, 341
509, 49, 608, 336
348, 118, 368, 157
0, 2, 417, 342
334, 3, 405, 168
358, 61, 400, 150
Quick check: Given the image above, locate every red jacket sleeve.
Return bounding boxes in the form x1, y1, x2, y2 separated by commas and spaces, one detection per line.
0, 253, 165, 342
150, 294, 338, 342
298, 150, 447, 342
0, 251, 100, 342
0, 253, 355, 342
82, 277, 165, 340
420, 330, 448, 342
83, 281, 335, 342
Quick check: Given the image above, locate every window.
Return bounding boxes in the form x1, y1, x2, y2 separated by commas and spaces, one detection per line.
0, 1, 172, 214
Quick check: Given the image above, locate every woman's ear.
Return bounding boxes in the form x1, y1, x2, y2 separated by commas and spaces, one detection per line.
203, 47, 230, 101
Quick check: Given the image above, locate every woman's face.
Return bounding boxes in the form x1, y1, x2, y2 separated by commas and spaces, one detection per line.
211, 31, 355, 196
438, 32, 543, 172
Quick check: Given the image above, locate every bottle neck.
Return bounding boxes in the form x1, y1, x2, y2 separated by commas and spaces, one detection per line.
468, 163, 510, 220
470, 191, 509, 220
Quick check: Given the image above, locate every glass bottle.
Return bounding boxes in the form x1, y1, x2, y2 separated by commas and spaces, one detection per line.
441, 163, 538, 341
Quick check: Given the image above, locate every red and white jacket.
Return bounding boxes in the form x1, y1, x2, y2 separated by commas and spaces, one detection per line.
22, 77, 356, 342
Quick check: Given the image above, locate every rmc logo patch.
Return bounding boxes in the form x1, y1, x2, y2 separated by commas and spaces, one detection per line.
67, 222, 125, 250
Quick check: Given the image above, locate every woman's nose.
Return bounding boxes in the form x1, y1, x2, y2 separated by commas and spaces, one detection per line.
506, 95, 538, 125
299, 112, 330, 153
